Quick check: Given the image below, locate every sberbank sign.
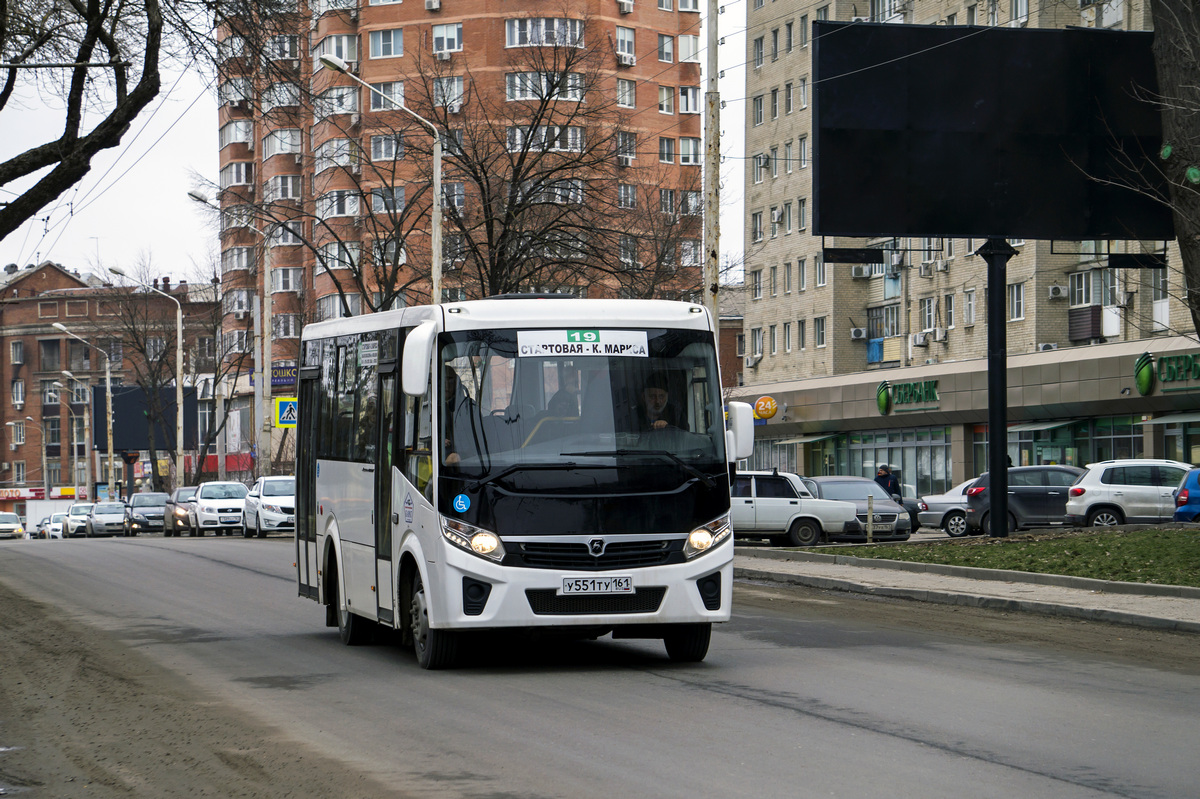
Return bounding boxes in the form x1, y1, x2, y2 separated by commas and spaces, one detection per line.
876, 379, 940, 415
1135, 351, 1200, 396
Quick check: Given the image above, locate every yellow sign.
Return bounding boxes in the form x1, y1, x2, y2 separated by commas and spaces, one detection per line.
754, 396, 778, 419
276, 397, 298, 428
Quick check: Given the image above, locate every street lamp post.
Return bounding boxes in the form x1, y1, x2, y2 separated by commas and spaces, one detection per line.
52, 381, 80, 501
109, 267, 184, 490
53, 323, 116, 500
188, 190, 272, 477
61, 371, 92, 500
318, 53, 443, 304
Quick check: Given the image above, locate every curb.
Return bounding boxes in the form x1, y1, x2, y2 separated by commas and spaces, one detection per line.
734, 566, 1200, 634
736, 547, 1200, 599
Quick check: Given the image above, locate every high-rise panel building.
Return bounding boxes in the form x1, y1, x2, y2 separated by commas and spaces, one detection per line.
738, 1, 1199, 496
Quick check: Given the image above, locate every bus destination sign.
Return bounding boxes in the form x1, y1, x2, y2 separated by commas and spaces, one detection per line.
517, 330, 649, 358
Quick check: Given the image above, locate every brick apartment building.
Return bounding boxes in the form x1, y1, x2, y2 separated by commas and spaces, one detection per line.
0, 262, 223, 520
734, 0, 1200, 496
211, 0, 709, 430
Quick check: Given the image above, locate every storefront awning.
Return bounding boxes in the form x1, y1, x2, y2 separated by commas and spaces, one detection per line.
1135, 412, 1200, 425
1007, 420, 1075, 432
774, 433, 839, 445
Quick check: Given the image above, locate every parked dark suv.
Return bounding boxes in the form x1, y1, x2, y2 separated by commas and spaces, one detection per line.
965, 465, 1084, 535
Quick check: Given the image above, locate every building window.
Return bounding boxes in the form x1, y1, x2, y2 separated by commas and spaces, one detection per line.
443, 181, 466, 209
783, 261, 792, 293
370, 28, 403, 58
680, 137, 701, 165
679, 86, 700, 114
618, 183, 637, 208
751, 327, 764, 356
262, 128, 301, 157
964, 289, 976, 325
658, 34, 674, 62
751, 269, 763, 300
798, 136, 808, 168
658, 85, 674, 114
318, 241, 360, 272
274, 314, 301, 339
317, 190, 359, 219
769, 324, 777, 355
784, 83, 793, 114
751, 212, 763, 242
919, 297, 935, 331
314, 34, 358, 67
945, 294, 955, 328
615, 26, 635, 55
753, 36, 764, 68
433, 22, 463, 52
798, 319, 806, 350
219, 120, 252, 149
506, 18, 585, 48
782, 201, 793, 233
798, 198, 807, 230
815, 255, 826, 286
1008, 282, 1025, 321
770, 265, 778, 296
273, 267, 304, 292
679, 34, 700, 61
368, 82, 403, 111
752, 95, 764, 126
617, 78, 636, 107
658, 137, 675, 163
785, 21, 793, 51
371, 134, 403, 161
815, 316, 826, 347
799, 77, 808, 108
434, 76, 464, 107
784, 322, 792, 352
798, 258, 807, 290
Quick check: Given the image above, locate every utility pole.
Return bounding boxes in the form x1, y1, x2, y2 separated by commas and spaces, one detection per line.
703, 0, 722, 345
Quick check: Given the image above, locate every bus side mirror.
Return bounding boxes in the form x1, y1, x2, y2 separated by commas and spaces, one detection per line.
402, 321, 439, 396
725, 401, 754, 462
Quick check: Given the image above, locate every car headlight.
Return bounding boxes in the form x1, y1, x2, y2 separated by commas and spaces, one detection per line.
263, 503, 284, 514
441, 517, 506, 563
684, 513, 731, 559
174, 507, 188, 517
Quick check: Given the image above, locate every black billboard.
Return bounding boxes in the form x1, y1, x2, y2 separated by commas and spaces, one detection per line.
92, 386, 199, 452
813, 21, 1173, 241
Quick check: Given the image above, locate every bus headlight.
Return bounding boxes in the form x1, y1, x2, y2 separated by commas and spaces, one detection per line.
684, 514, 731, 559
441, 517, 507, 563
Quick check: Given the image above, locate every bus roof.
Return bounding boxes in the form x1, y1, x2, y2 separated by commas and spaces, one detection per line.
300, 298, 712, 342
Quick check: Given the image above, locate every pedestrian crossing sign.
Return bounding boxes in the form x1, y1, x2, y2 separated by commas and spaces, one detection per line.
275, 398, 298, 428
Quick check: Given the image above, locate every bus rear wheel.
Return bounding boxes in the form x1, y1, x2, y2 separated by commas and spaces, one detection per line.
408, 570, 458, 670
663, 622, 711, 663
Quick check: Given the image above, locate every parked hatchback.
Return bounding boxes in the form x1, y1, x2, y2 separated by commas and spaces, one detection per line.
802, 476, 913, 541
1064, 459, 1192, 527
164, 487, 198, 537
1173, 467, 1200, 522
65, 503, 93, 537
965, 465, 1085, 535
918, 479, 977, 537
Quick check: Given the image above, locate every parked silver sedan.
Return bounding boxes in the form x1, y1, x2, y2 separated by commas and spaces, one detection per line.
86, 502, 128, 537
918, 479, 977, 537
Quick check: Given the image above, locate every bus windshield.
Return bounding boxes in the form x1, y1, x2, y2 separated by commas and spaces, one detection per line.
439, 327, 726, 492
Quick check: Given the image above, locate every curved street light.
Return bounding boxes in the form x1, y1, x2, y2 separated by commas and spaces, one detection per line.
53, 323, 116, 499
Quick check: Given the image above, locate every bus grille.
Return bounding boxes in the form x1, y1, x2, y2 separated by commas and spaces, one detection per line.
512, 540, 682, 570
525, 587, 666, 615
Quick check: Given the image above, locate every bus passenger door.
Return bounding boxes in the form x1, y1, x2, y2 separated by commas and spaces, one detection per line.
375, 370, 398, 624
296, 373, 319, 598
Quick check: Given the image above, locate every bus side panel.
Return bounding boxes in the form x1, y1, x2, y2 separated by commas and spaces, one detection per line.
317, 459, 377, 620
392, 469, 442, 623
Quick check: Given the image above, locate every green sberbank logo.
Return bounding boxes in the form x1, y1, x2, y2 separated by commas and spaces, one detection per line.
1135, 352, 1155, 396
876, 381, 892, 415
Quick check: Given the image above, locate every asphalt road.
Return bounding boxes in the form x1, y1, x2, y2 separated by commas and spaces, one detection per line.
1, 536, 1196, 798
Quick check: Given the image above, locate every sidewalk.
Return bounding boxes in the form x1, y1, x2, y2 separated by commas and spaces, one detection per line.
734, 548, 1200, 633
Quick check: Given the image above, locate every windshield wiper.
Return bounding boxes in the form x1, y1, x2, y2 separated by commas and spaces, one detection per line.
467, 462, 577, 491
560, 450, 716, 488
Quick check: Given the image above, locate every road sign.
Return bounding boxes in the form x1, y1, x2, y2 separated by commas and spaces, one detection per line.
275, 398, 298, 428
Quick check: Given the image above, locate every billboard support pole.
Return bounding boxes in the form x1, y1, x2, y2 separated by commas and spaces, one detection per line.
979, 237, 1017, 537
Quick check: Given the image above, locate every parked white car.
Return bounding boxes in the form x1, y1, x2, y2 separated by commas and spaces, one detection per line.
189, 481, 250, 536
1064, 458, 1192, 526
65, 503, 93, 537
0, 512, 24, 539
731, 470, 861, 546
242, 476, 295, 538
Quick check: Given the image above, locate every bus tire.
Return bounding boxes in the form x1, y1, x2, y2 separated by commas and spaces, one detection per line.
330, 560, 372, 646
664, 622, 711, 663
409, 570, 458, 669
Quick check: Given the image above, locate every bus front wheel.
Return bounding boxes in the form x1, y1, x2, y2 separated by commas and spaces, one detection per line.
408, 570, 458, 670
329, 561, 372, 645
663, 622, 711, 662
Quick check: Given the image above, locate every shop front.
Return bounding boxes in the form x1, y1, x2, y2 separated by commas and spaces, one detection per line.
735, 336, 1200, 496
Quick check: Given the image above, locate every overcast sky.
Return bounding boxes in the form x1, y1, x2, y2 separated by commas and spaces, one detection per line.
0, 10, 746, 287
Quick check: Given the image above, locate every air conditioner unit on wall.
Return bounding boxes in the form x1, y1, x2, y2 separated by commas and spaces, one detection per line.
9, 444, 17, 451
234, 310, 248, 321
744, 354, 762, 369
912, 332, 928, 347
447, 102, 462, 114
935, 259, 947, 272
1, 462, 8, 471
852, 15, 870, 22
919, 262, 932, 277
1039, 342, 1059, 351
435, 50, 451, 61
1048, 284, 1067, 300
617, 53, 636, 67
850, 327, 867, 340
616, 154, 632, 168
851, 265, 871, 279
933, 327, 947, 342
771, 209, 783, 224
618, 0, 633, 12
425, 0, 441, 9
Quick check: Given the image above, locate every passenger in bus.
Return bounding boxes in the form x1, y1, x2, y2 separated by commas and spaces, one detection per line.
443, 367, 475, 465
637, 372, 681, 431
546, 366, 581, 417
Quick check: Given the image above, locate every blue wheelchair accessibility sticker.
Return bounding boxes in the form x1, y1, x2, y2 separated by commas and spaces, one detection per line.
453, 494, 470, 513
